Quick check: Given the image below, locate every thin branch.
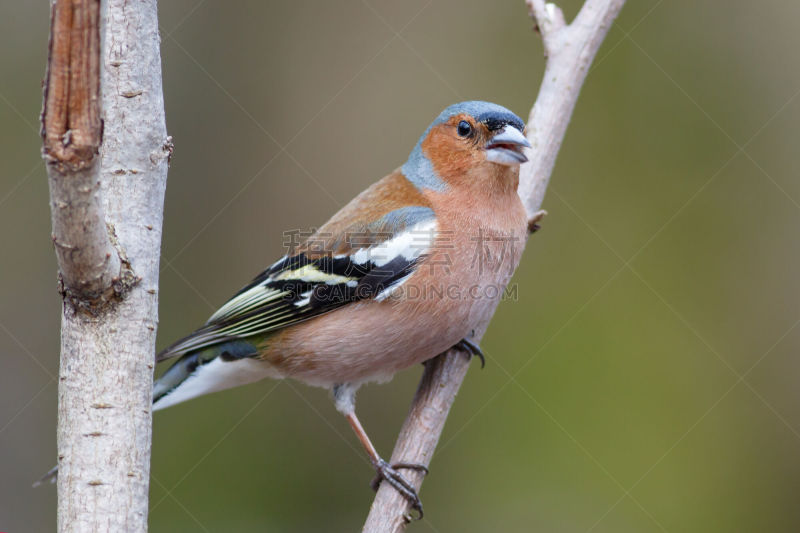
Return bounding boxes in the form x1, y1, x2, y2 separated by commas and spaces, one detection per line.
42, 0, 123, 308
362, 1, 625, 530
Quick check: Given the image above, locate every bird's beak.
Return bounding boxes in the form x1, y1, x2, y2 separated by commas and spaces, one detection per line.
485, 126, 531, 166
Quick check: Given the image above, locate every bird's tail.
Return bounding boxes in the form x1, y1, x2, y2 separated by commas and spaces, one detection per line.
152, 339, 261, 411
152, 347, 220, 406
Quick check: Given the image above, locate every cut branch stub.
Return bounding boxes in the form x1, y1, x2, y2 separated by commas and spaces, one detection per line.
42, 0, 128, 310
42, 0, 102, 171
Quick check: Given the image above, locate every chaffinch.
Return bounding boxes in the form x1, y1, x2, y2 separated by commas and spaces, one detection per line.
155, 101, 532, 515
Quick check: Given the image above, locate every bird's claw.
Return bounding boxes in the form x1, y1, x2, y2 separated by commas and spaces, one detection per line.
455, 337, 485, 368
370, 458, 427, 520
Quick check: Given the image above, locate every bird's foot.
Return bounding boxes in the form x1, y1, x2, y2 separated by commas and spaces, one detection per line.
370, 458, 428, 520
454, 337, 485, 368
528, 209, 548, 234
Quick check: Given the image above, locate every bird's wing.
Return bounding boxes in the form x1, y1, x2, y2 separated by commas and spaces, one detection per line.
157, 196, 436, 362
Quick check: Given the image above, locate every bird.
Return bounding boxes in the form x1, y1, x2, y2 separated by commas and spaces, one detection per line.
46, 101, 533, 516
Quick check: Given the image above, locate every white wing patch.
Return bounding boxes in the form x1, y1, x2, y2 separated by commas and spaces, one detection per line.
350, 219, 436, 266
370, 219, 436, 300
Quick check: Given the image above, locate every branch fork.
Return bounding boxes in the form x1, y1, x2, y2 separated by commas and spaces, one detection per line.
363, 1, 626, 530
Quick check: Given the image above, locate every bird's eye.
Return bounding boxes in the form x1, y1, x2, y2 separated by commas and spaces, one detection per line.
457, 120, 472, 137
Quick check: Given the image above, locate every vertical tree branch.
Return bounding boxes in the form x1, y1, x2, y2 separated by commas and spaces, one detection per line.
362, 1, 625, 530
42, 0, 170, 531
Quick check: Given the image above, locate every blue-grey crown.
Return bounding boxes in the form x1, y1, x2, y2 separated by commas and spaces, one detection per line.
431, 101, 525, 132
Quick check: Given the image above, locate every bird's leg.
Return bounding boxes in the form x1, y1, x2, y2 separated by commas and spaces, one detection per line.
345, 411, 427, 519
454, 333, 486, 368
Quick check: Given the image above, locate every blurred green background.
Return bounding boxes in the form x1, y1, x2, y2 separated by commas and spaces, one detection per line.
3, 0, 800, 531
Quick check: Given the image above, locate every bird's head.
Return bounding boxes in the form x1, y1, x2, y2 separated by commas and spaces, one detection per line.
402, 101, 530, 193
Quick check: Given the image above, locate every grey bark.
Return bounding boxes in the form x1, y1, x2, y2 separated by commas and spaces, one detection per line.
43, 0, 170, 531
362, 1, 626, 531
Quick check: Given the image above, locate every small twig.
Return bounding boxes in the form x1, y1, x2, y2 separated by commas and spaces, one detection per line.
528, 209, 548, 234
362, 1, 626, 531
